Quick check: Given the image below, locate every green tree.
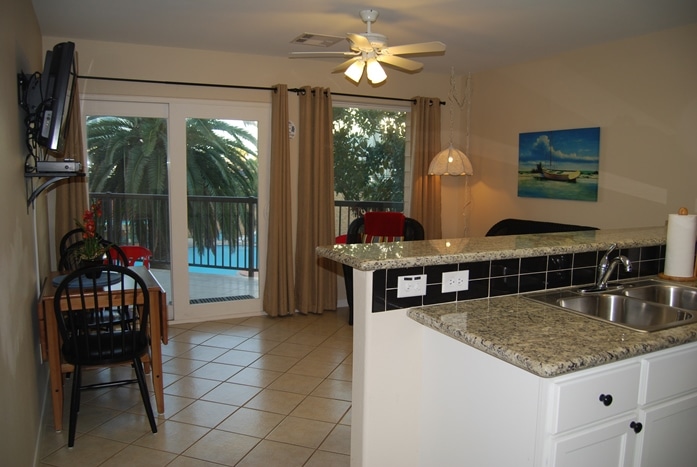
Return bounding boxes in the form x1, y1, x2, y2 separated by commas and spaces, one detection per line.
86, 116, 258, 260
333, 107, 406, 204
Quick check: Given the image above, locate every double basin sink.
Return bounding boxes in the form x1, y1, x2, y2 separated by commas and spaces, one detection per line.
524, 280, 697, 332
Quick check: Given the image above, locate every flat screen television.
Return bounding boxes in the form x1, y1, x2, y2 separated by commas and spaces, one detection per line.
19, 41, 76, 156
36, 41, 76, 153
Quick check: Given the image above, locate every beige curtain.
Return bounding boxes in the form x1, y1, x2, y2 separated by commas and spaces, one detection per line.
263, 85, 295, 317
295, 86, 336, 314
54, 54, 88, 255
410, 97, 442, 240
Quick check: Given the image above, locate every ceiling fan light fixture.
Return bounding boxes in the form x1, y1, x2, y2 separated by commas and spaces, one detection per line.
366, 58, 386, 84
344, 59, 365, 83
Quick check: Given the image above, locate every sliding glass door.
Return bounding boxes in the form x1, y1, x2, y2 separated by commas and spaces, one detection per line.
83, 97, 269, 322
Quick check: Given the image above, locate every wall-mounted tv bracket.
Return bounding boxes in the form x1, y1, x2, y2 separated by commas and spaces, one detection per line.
25, 171, 85, 209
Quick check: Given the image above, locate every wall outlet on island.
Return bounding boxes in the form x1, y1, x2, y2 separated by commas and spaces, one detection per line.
397, 274, 427, 298
442, 270, 469, 293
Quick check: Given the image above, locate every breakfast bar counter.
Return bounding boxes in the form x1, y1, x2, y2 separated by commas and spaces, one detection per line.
317, 225, 697, 466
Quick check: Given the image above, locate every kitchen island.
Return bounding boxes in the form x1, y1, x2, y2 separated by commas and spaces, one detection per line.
316, 226, 697, 467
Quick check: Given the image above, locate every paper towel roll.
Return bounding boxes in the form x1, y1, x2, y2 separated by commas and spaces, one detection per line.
664, 213, 697, 277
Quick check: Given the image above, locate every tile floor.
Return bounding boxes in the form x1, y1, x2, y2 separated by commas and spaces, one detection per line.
38, 309, 353, 466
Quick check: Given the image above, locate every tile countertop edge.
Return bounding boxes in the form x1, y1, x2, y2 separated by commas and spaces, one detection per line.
316, 226, 666, 271
407, 296, 697, 378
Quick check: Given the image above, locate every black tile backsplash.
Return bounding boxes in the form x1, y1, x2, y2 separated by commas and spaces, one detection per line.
372, 245, 666, 313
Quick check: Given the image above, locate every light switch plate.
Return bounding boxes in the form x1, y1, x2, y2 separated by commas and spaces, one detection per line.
397, 274, 427, 297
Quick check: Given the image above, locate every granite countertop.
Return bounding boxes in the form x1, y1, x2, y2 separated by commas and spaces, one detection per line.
408, 292, 697, 378
316, 226, 666, 271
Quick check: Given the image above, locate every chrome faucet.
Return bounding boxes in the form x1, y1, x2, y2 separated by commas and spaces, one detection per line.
580, 244, 632, 293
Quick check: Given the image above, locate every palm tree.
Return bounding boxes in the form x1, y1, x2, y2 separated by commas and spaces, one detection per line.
86, 116, 258, 263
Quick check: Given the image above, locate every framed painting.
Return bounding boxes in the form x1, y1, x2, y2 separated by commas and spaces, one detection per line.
518, 127, 600, 201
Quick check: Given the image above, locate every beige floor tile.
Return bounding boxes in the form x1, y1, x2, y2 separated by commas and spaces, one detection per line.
312, 378, 352, 401
199, 333, 248, 349
227, 366, 283, 387
287, 357, 341, 378
290, 396, 351, 423
182, 429, 260, 465
217, 407, 284, 438
328, 362, 353, 381
319, 423, 351, 454
170, 330, 217, 345
305, 449, 351, 467
40, 312, 353, 466
162, 357, 207, 376
236, 439, 314, 467
233, 337, 281, 353
267, 372, 324, 395
133, 419, 210, 454
339, 407, 352, 426
220, 325, 263, 338
188, 362, 244, 381
177, 344, 230, 362
160, 340, 196, 357
267, 341, 316, 359
266, 416, 335, 449
200, 381, 261, 406
87, 411, 157, 443
169, 400, 238, 428
213, 348, 263, 366
40, 434, 127, 467
244, 388, 305, 415
98, 444, 177, 466
163, 375, 221, 399
248, 354, 299, 372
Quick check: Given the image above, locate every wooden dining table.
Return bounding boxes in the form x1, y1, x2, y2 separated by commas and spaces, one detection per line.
38, 266, 168, 431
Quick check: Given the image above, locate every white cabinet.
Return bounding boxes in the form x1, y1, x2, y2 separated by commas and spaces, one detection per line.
543, 342, 697, 467
634, 343, 697, 467
549, 414, 638, 467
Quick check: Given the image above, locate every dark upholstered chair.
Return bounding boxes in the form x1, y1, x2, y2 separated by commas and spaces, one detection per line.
343, 212, 425, 325
53, 264, 158, 447
485, 218, 597, 236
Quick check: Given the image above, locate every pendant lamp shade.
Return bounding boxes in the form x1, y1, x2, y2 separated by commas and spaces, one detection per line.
428, 144, 473, 176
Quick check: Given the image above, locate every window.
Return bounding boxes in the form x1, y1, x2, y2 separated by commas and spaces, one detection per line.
333, 104, 410, 234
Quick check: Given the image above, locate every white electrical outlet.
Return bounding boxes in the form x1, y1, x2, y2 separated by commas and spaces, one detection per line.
442, 270, 469, 293
397, 274, 427, 298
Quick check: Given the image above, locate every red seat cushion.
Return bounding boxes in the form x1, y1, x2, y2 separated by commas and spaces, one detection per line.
362, 212, 405, 243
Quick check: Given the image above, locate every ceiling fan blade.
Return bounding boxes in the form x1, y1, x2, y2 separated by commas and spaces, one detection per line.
382, 41, 446, 56
332, 57, 361, 73
347, 33, 374, 51
377, 55, 423, 72
289, 51, 358, 58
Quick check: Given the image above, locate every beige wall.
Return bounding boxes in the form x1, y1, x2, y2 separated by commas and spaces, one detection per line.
465, 23, 697, 237
1, 0, 49, 464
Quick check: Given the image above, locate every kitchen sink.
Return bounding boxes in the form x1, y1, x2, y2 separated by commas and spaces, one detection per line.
524, 280, 697, 332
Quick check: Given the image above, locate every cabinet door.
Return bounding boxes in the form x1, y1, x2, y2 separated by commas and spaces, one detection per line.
549, 415, 637, 467
636, 392, 697, 467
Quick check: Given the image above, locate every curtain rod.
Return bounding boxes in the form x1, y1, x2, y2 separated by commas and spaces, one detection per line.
75, 74, 445, 105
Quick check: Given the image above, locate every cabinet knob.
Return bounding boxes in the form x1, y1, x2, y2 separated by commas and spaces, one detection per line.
630, 421, 643, 433
599, 393, 613, 406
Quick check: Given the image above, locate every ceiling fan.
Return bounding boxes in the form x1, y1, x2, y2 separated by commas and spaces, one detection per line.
289, 9, 446, 84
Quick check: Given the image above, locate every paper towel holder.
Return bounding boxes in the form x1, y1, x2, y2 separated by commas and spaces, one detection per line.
658, 207, 697, 282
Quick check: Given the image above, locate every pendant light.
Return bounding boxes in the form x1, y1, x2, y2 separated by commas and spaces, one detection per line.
428, 69, 473, 176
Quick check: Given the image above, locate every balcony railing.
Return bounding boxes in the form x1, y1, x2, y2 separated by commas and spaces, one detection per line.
91, 192, 403, 271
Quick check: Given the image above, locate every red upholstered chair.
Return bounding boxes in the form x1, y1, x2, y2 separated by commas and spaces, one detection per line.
343, 212, 425, 324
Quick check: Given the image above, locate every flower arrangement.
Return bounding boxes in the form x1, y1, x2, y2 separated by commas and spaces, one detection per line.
75, 200, 107, 260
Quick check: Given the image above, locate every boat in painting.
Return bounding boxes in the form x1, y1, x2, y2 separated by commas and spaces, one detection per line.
535, 163, 580, 182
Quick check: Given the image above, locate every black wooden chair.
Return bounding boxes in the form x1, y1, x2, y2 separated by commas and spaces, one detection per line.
53, 264, 158, 447
343, 212, 425, 324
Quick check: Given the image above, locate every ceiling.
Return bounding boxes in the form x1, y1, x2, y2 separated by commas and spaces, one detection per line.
32, 0, 697, 75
